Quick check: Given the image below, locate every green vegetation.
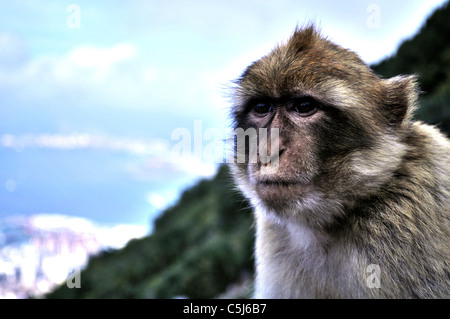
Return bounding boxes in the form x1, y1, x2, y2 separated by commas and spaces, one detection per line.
47, 165, 254, 299
46, 2, 450, 299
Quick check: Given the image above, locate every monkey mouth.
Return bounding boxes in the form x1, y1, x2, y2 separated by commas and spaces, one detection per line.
258, 180, 298, 186
254, 178, 313, 208
256, 179, 305, 187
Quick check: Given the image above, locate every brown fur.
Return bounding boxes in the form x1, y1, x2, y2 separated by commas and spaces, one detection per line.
230, 25, 450, 298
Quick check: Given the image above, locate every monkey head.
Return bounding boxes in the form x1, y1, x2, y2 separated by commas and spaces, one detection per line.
231, 26, 419, 229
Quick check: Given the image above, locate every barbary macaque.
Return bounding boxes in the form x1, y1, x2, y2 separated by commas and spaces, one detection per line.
230, 25, 450, 298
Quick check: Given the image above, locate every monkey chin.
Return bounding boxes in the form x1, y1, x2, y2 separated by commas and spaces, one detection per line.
254, 181, 345, 229
255, 181, 312, 210
249, 172, 346, 229
250, 162, 316, 210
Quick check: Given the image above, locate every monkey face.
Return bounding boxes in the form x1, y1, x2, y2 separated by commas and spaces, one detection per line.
239, 96, 323, 208
231, 26, 415, 227
232, 90, 361, 224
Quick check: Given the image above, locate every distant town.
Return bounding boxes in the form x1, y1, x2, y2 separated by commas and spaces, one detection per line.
0, 214, 147, 298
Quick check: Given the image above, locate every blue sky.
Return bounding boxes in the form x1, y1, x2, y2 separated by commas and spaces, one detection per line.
0, 0, 448, 231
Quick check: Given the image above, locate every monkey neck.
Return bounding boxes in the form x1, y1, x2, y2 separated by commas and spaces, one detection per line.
255, 184, 393, 241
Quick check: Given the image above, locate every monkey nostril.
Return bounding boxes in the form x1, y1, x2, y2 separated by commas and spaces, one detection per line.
259, 148, 285, 167
273, 148, 285, 161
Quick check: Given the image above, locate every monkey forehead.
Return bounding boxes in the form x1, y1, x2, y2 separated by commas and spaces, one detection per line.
238, 50, 375, 97
236, 26, 379, 103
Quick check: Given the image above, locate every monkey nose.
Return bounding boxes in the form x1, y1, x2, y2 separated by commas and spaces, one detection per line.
259, 148, 284, 170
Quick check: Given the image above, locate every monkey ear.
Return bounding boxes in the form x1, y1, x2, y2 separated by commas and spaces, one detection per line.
382, 75, 420, 126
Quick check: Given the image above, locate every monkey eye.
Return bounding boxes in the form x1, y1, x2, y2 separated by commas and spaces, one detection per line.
251, 102, 273, 115
291, 98, 318, 117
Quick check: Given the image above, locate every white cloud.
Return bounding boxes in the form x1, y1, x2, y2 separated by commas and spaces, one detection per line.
30, 214, 97, 233
146, 192, 172, 210
0, 41, 161, 108
0, 133, 166, 154
29, 213, 148, 249
96, 224, 148, 249
0, 36, 231, 122
0, 132, 220, 179
68, 43, 137, 68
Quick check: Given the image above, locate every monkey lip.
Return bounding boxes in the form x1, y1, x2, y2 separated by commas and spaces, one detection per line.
255, 178, 312, 204
256, 180, 302, 187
